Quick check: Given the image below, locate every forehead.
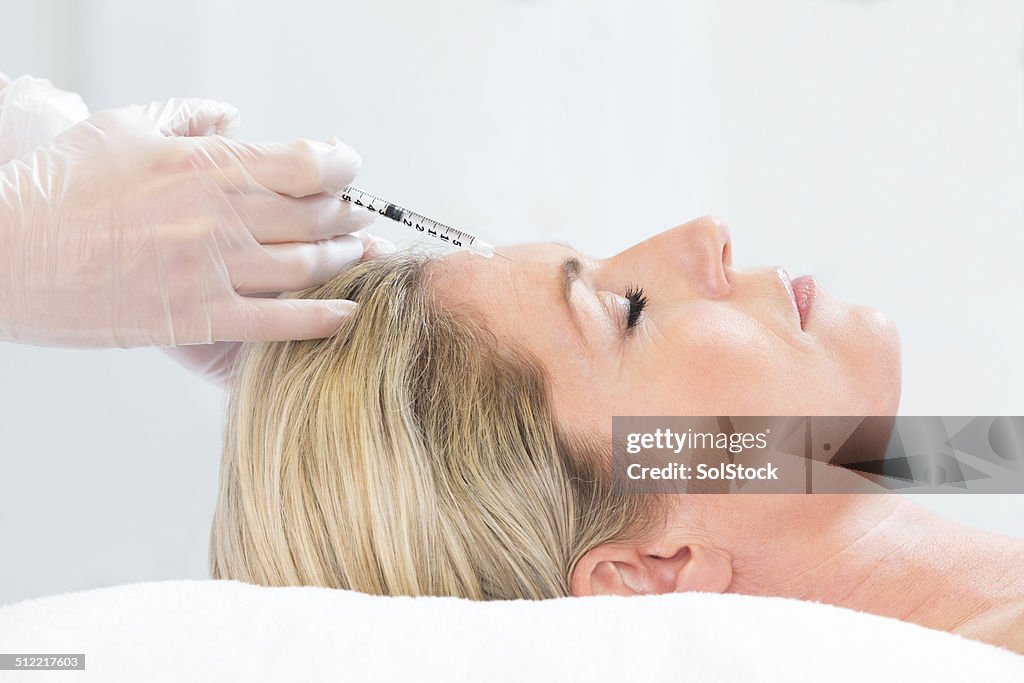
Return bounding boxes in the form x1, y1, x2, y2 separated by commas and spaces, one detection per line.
425, 241, 602, 423
425, 242, 613, 436
426, 243, 568, 321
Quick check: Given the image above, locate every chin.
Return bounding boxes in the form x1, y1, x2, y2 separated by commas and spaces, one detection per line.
853, 306, 903, 415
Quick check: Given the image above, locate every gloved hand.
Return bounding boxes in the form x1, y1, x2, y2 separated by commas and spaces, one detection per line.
0, 74, 90, 164
0, 92, 375, 349
160, 231, 396, 386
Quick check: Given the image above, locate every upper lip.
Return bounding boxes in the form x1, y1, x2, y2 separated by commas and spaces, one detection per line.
777, 268, 801, 327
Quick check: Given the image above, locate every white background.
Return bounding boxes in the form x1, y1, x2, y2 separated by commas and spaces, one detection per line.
1, 0, 1022, 605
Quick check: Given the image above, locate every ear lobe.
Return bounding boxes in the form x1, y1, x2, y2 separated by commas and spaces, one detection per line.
571, 543, 732, 597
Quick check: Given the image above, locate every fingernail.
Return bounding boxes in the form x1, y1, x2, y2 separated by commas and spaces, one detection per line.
370, 235, 397, 255
330, 233, 365, 265
327, 300, 359, 317
357, 230, 397, 260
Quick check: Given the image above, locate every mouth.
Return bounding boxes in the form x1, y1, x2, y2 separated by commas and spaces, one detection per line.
779, 269, 818, 331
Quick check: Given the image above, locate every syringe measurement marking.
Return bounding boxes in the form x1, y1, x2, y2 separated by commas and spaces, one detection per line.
339, 188, 474, 248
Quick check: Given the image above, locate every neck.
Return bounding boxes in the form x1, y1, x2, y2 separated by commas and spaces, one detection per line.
726, 496, 1024, 654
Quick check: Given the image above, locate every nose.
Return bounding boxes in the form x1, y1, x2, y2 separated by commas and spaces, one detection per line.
618, 216, 733, 298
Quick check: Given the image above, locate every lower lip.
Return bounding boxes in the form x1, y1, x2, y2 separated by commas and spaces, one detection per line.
791, 275, 817, 330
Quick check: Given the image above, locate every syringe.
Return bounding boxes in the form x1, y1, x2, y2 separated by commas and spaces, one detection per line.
337, 186, 503, 259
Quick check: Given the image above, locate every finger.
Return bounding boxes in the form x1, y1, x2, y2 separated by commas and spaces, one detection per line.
141, 98, 241, 137
233, 234, 363, 294
361, 233, 398, 260
219, 297, 359, 342
349, 229, 399, 262
228, 191, 376, 244
207, 136, 361, 197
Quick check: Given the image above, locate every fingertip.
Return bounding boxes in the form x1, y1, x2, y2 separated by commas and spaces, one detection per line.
326, 299, 359, 318
242, 297, 360, 341
308, 299, 360, 339
239, 138, 363, 198
196, 100, 242, 136
363, 234, 398, 259
320, 137, 362, 193
325, 232, 365, 269
324, 200, 377, 237
349, 204, 377, 230
245, 234, 364, 294
216, 103, 242, 136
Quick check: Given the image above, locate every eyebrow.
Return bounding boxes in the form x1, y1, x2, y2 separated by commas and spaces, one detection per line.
560, 256, 588, 348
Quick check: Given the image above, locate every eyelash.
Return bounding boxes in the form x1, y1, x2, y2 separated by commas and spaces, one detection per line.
624, 286, 648, 330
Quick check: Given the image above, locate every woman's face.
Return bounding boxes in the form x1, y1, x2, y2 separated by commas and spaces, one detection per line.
429, 217, 901, 434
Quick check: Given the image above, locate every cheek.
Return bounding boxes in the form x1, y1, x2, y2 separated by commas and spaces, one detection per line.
627, 309, 810, 415
617, 304, 902, 416
560, 301, 902, 434
814, 303, 902, 413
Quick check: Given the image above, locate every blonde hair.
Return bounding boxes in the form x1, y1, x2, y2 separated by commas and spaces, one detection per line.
210, 253, 658, 599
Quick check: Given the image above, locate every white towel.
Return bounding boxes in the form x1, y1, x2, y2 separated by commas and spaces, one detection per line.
1, 580, 1021, 682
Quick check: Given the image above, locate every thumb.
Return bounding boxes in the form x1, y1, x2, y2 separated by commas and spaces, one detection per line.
226, 297, 359, 342
141, 97, 242, 137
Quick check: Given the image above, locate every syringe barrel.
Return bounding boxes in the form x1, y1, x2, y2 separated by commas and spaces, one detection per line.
338, 185, 494, 258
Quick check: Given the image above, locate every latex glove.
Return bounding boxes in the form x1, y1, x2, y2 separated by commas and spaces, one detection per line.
161, 230, 396, 386
0, 96, 375, 349
0, 75, 89, 165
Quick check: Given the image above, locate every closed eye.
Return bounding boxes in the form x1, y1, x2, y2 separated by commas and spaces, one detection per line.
624, 286, 648, 329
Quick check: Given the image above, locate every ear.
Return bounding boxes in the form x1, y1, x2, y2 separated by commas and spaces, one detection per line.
571, 542, 732, 597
